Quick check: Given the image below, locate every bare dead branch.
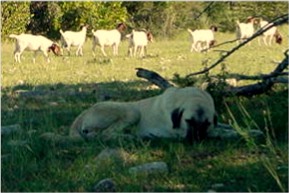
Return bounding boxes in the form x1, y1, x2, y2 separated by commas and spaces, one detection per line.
272, 77, 288, 84
219, 72, 288, 81
135, 52, 287, 97
223, 53, 288, 97
194, 2, 215, 20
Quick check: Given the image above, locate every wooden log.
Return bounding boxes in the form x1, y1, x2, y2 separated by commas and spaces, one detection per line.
135, 68, 174, 89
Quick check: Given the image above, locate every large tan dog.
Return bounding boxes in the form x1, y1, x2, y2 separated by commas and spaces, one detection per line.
70, 87, 217, 143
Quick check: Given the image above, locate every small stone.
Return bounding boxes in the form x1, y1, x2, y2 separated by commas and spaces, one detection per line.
129, 161, 169, 175
93, 178, 116, 192
1, 124, 22, 135
211, 183, 224, 189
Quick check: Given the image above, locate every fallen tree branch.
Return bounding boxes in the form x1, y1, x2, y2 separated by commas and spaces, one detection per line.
272, 76, 288, 84
223, 52, 288, 96
135, 51, 288, 97
135, 68, 174, 89
186, 14, 288, 78
214, 72, 288, 81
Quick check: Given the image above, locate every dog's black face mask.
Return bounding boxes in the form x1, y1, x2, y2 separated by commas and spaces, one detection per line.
185, 113, 217, 143
186, 117, 210, 143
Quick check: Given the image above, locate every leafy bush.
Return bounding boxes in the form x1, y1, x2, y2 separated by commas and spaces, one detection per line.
1, 2, 31, 40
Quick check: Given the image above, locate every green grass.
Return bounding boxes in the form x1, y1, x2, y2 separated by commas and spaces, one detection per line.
1, 26, 288, 192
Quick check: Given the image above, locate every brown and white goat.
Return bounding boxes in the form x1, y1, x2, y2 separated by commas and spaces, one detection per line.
126, 30, 154, 57
257, 19, 282, 46
9, 33, 61, 63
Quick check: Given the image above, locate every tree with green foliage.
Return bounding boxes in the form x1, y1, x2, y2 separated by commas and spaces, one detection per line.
124, 1, 288, 36
1, 1, 287, 40
205, 1, 288, 32
58, 2, 127, 37
28, 2, 63, 39
1, 2, 31, 40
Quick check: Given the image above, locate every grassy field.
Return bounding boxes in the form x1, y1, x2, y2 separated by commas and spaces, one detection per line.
1, 26, 288, 192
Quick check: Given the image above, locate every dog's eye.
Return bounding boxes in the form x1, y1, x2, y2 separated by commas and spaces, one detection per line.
82, 129, 89, 134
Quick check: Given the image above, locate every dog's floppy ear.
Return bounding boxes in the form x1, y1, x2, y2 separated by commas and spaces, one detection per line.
171, 108, 184, 129
214, 113, 218, 127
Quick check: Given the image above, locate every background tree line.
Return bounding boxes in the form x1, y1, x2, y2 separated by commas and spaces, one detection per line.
1, 1, 288, 41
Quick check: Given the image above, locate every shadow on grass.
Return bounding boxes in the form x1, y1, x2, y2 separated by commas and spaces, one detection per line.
1, 80, 288, 192
1, 80, 162, 133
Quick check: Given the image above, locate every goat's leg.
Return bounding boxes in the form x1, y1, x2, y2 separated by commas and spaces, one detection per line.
194, 42, 201, 52
268, 35, 273, 46
258, 36, 262, 46
14, 51, 21, 63
42, 51, 51, 63
66, 46, 71, 56
191, 43, 197, 52
92, 43, 97, 57
32, 51, 37, 64
203, 42, 209, 52
263, 36, 268, 46
128, 47, 132, 57
100, 46, 107, 57
144, 46, 147, 56
133, 46, 138, 57
76, 46, 83, 56
139, 46, 144, 57
76, 46, 80, 56
114, 45, 119, 56
79, 46, 83, 56
190, 43, 194, 52
15, 47, 24, 63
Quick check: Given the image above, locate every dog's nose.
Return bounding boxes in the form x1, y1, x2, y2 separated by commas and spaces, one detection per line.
82, 129, 89, 134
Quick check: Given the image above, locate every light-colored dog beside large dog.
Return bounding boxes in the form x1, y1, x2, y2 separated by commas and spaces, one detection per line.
70, 87, 217, 143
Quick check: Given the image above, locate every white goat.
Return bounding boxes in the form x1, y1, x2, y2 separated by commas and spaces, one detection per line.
236, 17, 255, 44
258, 19, 282, 46
60, 25, 88, 56
187, 26, 218, 52
9, 33, 61, 63
126, 30, 154, 57
92, 23, 126, 57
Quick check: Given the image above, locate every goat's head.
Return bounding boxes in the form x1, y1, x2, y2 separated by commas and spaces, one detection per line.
80, 24, 89, 30
48, 43, 62, 56
246, 16, 255, 23
210, 25, 218, 32
147, 32, 154, 42
209, 40, 216, 48
274, 32, 282, 44
116, 23, 127, 32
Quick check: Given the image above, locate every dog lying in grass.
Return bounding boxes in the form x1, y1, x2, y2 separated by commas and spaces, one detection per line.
69, 87, 217, 143
41, 86, 263, 144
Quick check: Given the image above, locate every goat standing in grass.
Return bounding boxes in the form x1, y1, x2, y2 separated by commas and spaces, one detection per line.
9, 33, 61, 63
236, 16, 255, 45
126, 30, 154, 57
187, 26, 218, 52
60, 24, 88, 56
257, 18, 282, 46
91, 23, 126, 57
